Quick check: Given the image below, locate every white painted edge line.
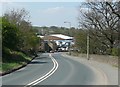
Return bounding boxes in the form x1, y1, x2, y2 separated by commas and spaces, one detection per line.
25, 53, 59, 87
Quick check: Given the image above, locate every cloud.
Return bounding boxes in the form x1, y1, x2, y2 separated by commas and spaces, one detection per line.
43, 6, 64, 14
0, 0, 86, 2
3, 2, 20, 7
31, 6, 78, 28
3, 2, 27, 10
2, 2, 29, 15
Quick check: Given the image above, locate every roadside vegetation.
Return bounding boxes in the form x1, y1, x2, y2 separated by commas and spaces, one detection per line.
69, 1, 119, 67
75, 1, 119, 56
1, 8, 40, 75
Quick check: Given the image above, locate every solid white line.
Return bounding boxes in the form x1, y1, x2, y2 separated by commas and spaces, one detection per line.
25, 53, 59, 87
27, 56, 56, 85
32, 54, 59, 85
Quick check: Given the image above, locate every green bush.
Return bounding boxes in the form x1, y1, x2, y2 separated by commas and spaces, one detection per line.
2, 17, 20, 50
112, 48, 118, 56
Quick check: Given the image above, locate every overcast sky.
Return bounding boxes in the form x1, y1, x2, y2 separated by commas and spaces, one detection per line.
1, 0, 87, 28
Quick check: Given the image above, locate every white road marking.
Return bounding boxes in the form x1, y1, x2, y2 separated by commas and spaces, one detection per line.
25, 53, 59, 87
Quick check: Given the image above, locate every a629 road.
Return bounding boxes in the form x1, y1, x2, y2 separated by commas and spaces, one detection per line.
2, 53, 108, 86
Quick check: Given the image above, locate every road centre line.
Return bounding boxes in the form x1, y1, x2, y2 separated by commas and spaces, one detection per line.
25, 54, 59, 87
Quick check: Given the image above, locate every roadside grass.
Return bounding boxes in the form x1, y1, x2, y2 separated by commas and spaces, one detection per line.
2, 63, 21, 72
69, 51, 118, 68
112, 64, 118, 68
1, 51, 32, 73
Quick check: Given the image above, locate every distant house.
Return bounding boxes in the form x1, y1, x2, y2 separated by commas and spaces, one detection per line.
38, 34, 74, 52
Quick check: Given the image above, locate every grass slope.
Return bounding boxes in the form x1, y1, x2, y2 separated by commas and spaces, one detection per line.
1, 51, 33, 74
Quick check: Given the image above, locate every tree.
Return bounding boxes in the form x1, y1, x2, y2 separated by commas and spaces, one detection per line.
78, 1, 119, 55
2, 17, 20, 50
4, 8, 30, 28
75, 29, 87, 53
106, 1, 120, 18
106, 1, 120, 56
3, 8, 40, 55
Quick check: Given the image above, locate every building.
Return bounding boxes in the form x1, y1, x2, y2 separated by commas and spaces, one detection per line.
38, 34, 74, 52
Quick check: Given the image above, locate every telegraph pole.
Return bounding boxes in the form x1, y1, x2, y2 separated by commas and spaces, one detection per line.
41, 28, 44, 35
39, 29, 41, 46
64, 21, 71, 55
87, 33, 89, 60
87, 7, 90, 60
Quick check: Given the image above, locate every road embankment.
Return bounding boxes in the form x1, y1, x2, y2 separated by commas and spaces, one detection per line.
69, 52, 118, 67
1, 52, 38, 76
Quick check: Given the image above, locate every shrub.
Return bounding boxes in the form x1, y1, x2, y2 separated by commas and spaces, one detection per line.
112, 48, 118, 56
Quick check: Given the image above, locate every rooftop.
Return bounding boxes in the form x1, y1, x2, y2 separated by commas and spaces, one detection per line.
50, 34, 73, 40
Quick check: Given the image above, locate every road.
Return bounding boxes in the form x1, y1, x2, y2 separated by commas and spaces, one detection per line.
2, 52, 108, 86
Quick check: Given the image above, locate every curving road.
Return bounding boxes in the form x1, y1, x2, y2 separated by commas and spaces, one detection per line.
2, 53, 108, 86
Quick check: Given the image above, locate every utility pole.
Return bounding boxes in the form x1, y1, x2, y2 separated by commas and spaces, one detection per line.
87, 7, 90, 60
39, 29, 41, 46
87, 33, 89, 60
41, 28, 44, 35
64, 21, 71, 55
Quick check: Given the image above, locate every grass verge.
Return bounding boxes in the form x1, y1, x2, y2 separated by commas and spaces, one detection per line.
69, 51, 118, 67
1, 51, 33, 75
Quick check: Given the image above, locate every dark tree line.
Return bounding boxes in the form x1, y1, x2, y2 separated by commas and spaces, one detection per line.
32, 26, 77, 37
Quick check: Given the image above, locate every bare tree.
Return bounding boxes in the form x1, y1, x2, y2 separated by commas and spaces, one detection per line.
78, 1, 119, 55
106, 1, 120, 18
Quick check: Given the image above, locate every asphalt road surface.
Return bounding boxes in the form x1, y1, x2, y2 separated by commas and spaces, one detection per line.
2, 53, 108, 86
